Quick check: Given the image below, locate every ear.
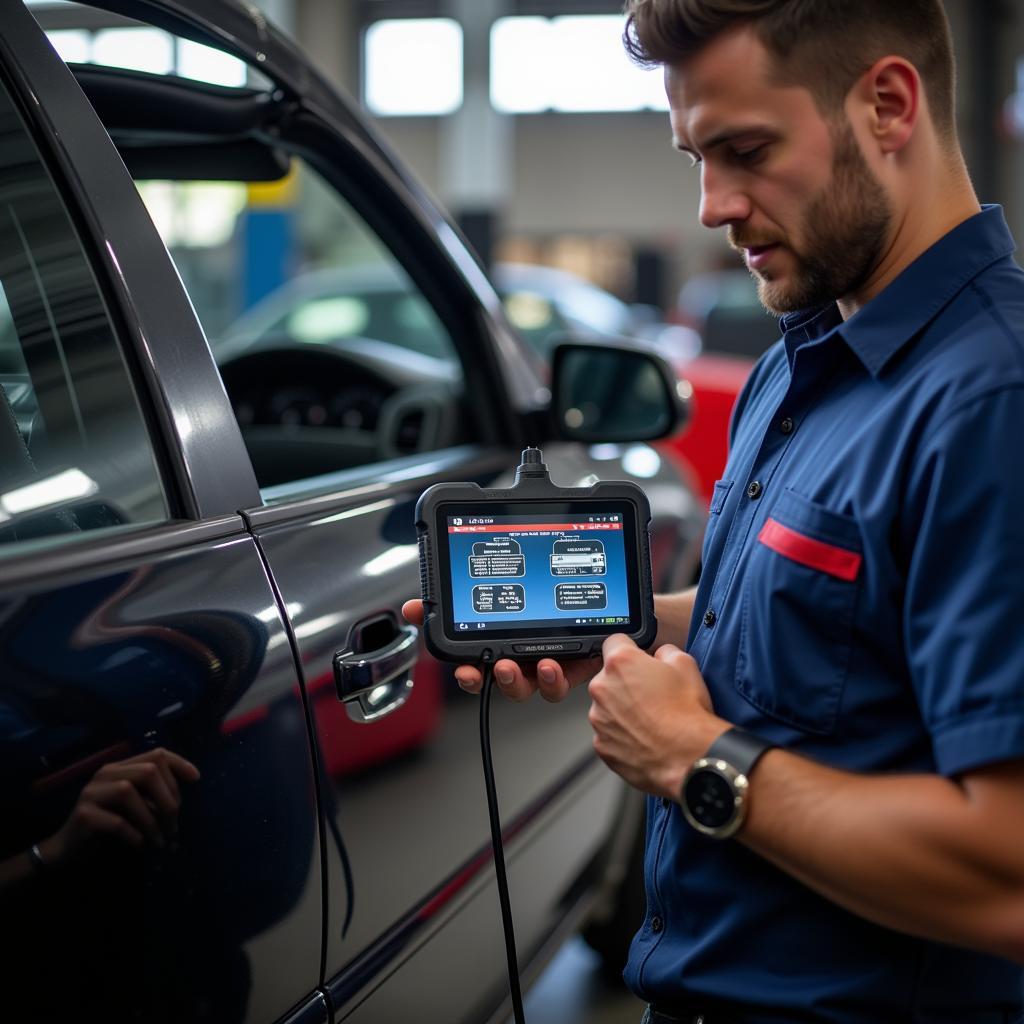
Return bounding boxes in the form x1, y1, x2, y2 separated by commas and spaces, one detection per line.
853, 56, 921, 155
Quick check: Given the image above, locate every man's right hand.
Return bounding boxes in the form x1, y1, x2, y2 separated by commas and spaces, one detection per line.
401, 599, 599, 703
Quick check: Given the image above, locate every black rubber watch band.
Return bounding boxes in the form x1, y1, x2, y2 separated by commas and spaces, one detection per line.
705, 727, 775, 777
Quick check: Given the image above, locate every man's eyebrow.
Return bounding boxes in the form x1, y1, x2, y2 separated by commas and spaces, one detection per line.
672, 125, 777, 155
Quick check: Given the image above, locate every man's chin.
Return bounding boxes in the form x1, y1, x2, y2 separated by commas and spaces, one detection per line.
754, 276, 805, 317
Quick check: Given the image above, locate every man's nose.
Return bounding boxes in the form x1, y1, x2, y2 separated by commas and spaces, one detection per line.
699, 165, 751, 229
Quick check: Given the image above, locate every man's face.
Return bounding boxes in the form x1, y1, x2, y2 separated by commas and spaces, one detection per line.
667, 27, 892, 315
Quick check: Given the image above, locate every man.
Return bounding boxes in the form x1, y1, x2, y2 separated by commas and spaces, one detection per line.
407, 1, 1024, 1019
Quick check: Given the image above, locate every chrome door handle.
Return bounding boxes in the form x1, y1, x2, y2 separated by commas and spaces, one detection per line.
333, 624, 419, 723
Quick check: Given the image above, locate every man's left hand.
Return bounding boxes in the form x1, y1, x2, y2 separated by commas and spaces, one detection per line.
587, 633, 729, 800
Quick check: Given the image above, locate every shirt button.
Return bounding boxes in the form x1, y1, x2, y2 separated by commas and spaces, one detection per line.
703, 609, 717, 628
747, 480, 763, 500
780, 416, 795, 435
661, 797, 673, 810
650, 915, 664, 933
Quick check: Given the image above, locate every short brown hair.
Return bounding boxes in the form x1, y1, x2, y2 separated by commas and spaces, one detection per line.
623, 0, 956, 135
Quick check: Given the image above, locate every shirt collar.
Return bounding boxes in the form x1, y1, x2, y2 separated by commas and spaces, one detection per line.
779, 205, 1017, 378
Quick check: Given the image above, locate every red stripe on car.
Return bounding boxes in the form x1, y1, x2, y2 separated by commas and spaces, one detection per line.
757, 518, 862, 582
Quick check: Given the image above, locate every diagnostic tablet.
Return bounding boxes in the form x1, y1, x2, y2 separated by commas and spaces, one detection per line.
416, 449, 656, 663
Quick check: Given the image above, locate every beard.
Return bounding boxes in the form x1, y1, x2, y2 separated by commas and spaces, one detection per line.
730, 120, 892, 316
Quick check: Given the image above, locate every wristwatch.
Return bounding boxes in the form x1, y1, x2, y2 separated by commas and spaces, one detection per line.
680, 727, 776, 839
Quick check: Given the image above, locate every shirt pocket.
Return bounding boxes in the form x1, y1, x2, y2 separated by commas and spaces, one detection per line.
735, 488, 863, 736
702, 478, 734, 562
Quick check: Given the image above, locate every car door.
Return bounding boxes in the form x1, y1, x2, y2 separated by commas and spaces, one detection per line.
24, 4, 705, 1021
0, 6, 326, 1023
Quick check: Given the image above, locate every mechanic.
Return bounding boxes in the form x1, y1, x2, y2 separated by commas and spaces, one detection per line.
407, 0, 1024, 1019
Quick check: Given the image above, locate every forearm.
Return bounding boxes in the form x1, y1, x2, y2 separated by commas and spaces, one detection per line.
741, 751, 1024, 961
653, 587, 698, 649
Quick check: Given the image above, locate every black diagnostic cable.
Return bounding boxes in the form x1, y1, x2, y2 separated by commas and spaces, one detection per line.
416, 445, 656, 1023
479, 656, 527, 1024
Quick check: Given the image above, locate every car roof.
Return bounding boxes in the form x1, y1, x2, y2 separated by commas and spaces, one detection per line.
493, 262, 634, 335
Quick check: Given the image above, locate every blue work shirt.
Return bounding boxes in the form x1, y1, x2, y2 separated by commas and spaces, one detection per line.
624, 206, 1024, 1022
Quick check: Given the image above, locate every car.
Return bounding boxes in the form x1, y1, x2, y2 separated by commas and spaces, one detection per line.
652, 268, 778, 504
649, 269, 779, 506
0, 2, 705, 1023
494, 261, 696, 359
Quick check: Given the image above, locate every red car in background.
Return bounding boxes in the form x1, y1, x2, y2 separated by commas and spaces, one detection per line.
661, 267, 780, 502
659, 352, 757, 505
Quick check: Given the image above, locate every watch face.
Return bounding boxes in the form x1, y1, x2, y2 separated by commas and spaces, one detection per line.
685, 768, 736, 830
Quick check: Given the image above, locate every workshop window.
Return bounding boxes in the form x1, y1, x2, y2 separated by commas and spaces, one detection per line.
490, 15, 668, 114
363, 18, 463, 117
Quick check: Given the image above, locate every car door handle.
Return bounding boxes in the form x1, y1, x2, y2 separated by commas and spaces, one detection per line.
333, 624, 419, 723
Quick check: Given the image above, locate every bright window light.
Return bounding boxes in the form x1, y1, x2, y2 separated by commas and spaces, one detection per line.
550, 16, 668, 112
46, 27, 250, 88
364, 19, 463, 116
491, 15, 669, 114
47, 30, 91, 64
93, 27, 174, 75
136, 181, 248, 248
491, 17, 553, 114
178, 182, 247, 247
177, 40, 248, 87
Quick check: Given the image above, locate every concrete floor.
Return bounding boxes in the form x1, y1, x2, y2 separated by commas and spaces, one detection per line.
523, 937, 645, 1024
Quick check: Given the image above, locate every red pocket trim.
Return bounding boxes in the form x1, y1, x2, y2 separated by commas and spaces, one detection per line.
757, 518, 862, 582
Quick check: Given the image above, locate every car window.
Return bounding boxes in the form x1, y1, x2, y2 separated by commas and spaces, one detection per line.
36, 6, 478, 495
213, 169, 455, 362
134, 160, 468, 491
0, 75, 169, 554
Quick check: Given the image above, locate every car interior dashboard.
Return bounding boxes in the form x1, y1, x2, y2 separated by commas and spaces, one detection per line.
216, 340, 465, 487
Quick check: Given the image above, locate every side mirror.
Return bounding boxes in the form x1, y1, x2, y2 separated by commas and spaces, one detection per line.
550, 341, 690, 443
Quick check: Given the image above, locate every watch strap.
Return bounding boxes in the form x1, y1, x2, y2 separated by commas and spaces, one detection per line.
705, 727, 775, 777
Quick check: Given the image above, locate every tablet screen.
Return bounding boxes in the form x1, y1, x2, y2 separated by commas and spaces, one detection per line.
436, 501, 642, 641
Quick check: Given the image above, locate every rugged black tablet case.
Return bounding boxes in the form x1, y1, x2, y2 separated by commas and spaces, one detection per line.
415, 467, 657, 664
